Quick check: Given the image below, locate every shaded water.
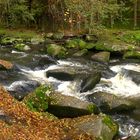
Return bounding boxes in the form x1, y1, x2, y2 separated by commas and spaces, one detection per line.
0, 45, 140, 139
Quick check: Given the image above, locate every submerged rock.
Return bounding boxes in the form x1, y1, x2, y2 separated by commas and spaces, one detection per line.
87, 92, 136, 113
91, 51, 110, 63
0, 59, 13, 70
48, 92, 99, 118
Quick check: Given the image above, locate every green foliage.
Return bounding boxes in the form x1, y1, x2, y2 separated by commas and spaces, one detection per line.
26, 85, 52, 112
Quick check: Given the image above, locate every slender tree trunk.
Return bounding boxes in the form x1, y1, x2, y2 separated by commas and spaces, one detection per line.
134, 0, 138, 29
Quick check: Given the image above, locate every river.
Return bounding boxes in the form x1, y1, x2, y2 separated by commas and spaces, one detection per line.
0, 44, 140, 139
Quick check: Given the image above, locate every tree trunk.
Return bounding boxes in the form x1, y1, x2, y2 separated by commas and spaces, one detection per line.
134, 0, 138, 29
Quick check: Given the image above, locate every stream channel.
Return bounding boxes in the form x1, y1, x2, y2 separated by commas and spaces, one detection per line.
0, 44, 140, 139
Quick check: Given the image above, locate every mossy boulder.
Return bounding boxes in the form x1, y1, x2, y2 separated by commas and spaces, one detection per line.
91, 51, 110, 63
87, 92, 135, 113
66, 38, 88, 49
65, 114, 118, 140
95, 41, 136, 52
0, 59, 13, 70
47, 44, 67, 58
31, 37, 44, 45
48, 92, 99, 118
123, 51, 140, 59
14, 43, 31, 51
52, 32, 64, 40
0, 37, 23, 45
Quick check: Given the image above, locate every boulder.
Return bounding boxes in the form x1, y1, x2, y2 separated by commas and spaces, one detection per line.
122, 69, 140, 85
91, 51, 110, 63
0, 37, 23, 45
31, 37, 44, 45
52, 32, 64, 40
65, 38, 88, 49
86, 92, 135, 113
64, 114, 118, 140
47, 44, 67, 58
123, 51, 140, 59
95, 41, 136, 52
48, 92, 99, 118
47, 70, 75, 81
14, 43, 31, 51
0, 59, 13, 70
80, 72, 101, 92
38, 56, 57, 67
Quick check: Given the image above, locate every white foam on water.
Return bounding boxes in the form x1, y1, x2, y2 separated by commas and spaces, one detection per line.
92, 64, 140, 98
11, 50, 28, 58
110, 64, 140, 73
19, 60, 140, 99
20, 68, 48, 83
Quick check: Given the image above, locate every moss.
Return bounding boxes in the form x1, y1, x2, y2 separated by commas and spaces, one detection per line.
102, 115, 118, 132
87, 104, 99, 114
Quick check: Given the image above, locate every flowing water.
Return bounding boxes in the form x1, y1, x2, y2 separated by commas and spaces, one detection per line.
0, 45, 140, 139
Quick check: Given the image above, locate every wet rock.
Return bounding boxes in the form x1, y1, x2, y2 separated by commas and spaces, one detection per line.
86, 92, 136, 113
38, 56, 58, 67
91, 51, 110, 63
123, 51, 140, 59
7, 80, 40, 100
46, 44, 67, 58
123, 69, 140, 85
64, 114, 118, 140
47, 70, 75, 81
0, 59, 13, 70
48, 92, 99, 118
80, 72, 101, 92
